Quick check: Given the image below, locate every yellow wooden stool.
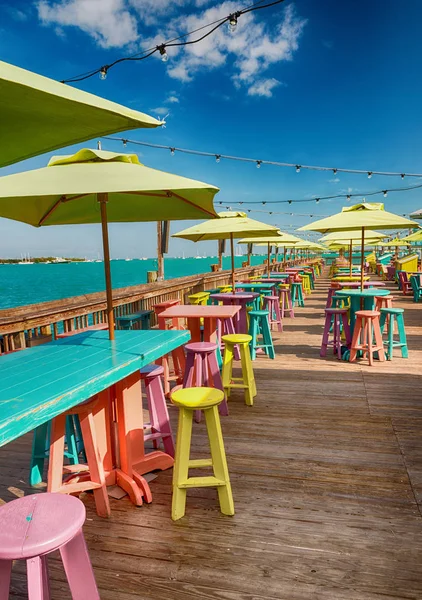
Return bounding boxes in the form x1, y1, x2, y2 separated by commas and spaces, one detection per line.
221, 334, 257, 406
300, 273, 312, 295
170, 387, 235, 521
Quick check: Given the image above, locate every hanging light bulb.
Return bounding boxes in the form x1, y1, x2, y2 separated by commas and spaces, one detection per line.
347, 195, 351, 201
99, 66, 108, 80
170, 147, 175, 156
315, 198, 320, 203
228, 13, 238, 33
288, 200, 292, 204
333, 168, 337, 175
215, 155, 221, 163
401, 173, 405, 179
367, 171, 373, 179
383, 190, 388, 198
123, 139, 127, 148
158, 45, 168, 62
256, 160, 262, 169
296, 165, 301, 173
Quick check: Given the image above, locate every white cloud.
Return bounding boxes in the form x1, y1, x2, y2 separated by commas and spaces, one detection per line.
167, 95, 179, 103
328, 177, 341, 183
151, 106, 169, 116
247, 78, 280, 98
37, 0, 139, 48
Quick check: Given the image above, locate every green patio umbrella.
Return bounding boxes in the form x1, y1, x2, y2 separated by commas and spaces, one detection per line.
0, 148, 219, 338
172, 211, 279, 290
299, 202, 417, 288
0, 60, 162, 168
238, 232, 303, 274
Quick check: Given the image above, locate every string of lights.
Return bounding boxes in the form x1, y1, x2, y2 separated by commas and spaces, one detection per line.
102, 136, 422, 180
61, 0, 284, 83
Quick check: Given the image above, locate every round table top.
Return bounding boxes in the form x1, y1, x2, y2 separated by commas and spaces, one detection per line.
210, 292, 258, 300
332, 281, 385, 289
336, 288, 390, 298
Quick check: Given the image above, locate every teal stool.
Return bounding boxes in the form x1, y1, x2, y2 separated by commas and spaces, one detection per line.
259, 289, 273, 308
379, 308, 408, 359
291, 282, 305, 308
30, 416, 85, 486
248, 310, 275, 360
204, 289, 220, 305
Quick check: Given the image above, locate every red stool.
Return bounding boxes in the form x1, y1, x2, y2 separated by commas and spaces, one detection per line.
320, 308, 351, 359
0, 493, 99, 599
48, 396, 111, 518
262, 295, 283, 332
349, 310, 386, 366
141, 364, 175, 458
183, 342, 228, 423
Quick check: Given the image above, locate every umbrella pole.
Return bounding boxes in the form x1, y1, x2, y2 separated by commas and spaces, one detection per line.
360, 227, 365, 292
349, 240, 353, 277
230, 233, 235, 292
267, 243, 271, 277
99, 193, 115, 340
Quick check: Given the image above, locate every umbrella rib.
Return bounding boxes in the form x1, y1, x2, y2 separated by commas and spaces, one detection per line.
169, 191, 217, 218
38, 193, 90, 226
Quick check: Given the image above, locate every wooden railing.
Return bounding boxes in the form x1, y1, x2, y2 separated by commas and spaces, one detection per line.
0, 263, 274, 352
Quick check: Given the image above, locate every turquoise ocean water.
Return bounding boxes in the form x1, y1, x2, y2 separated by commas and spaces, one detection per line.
0, 255, 267, 310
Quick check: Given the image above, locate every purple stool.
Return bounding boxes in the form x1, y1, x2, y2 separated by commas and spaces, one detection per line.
325, 287, 339, 308
262, 295, 283, 332
320, 308, 351, 359
183, 342, 228, 423
141, 364, 175, 458
0, 493, 99, 600
279, 288, 294, 318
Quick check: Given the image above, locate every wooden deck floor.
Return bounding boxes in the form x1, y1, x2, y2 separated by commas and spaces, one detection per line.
2, 270, 422, 600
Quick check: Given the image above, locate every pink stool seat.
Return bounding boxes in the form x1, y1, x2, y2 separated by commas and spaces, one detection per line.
185, 341, 218, 354
0, 493, 85, 559
140, 364, 164, 379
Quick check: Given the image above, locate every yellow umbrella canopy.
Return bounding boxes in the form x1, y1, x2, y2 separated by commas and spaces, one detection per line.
238, 232, 303, 275
173, 211, 278, 287
382, 237, 410, 247
0, 149, 220, 339
299, 202, 418, 288
403, 229, 422, 242
319, 229, 386, 243
0, 60, 162, 168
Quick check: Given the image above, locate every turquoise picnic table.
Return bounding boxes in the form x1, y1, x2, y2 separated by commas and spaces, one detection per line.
0, 329, 190, 504
335, 288, 391, 333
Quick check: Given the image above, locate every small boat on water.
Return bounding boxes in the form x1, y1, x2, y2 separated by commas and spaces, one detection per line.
18, 253, 34, 265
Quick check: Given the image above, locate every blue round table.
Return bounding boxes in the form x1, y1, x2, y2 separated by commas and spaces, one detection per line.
335, 288, 391, 333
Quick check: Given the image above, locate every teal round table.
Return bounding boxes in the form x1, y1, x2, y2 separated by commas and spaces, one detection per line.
336, 288, 391, 333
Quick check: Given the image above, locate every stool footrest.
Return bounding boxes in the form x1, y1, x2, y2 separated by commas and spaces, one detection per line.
225, 381, 248, 389
188, 458, 213, 468
179, 476, 226, 488
144, 431, 172, 442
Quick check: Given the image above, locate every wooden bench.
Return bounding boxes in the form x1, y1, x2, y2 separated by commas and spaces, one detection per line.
115, 310, 153, 331
56, 323, 108, 339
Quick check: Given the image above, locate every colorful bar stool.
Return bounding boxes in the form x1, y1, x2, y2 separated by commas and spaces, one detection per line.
188, 292, 210, 306
262, 295, 283, 332
170, 387, 235, 521
278, 286, 295, 318
0, 493, 100, 599
183, 341, 228, 422
320, 308, 351, 359
141, 364, 175, 457
290, 282, 305, 307
221, 334, 257, 406
379, 307, 408, 359
299, 274, 311, 295
248, 310, 275, 360
48, 395, 111, 518
349, 310, 386, 366
30, 415, 85, 487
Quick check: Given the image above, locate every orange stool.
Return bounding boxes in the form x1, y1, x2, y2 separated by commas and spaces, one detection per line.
48, 396, 111, 518
349, 310, 386, 366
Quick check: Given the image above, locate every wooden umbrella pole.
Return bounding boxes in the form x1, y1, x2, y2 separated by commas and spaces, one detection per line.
98, 193, 115, 340
349, 239, 353, 277
230, 233, 236, 292
267, 243, 271, 277
360, 226, 365, 292
283, 246, 286, 269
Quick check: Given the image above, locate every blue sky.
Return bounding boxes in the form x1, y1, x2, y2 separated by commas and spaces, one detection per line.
1, 0, 422, 258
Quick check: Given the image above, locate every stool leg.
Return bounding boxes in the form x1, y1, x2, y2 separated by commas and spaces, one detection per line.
183, 351, 195, 387
387, 315, 394, 360
320, 315, 331, 357
397, 314, 409, 358
30, 421, 49, 486
341, 314, 351, 347
240, 343, 256, 405
373, 320, 385, 362
27, 555, 50, 600
193, 353, 203, 424
349, 318, 361, 362
208, 352, 228, 416
367, 320, 373, 366
148, 375, 175, 457
249, 316, 258, 361
60, 530, 100, 600
222, 344, 234, 398
0, 561, 12, 600
47, 414, 66, 493
172, 408, 193, 521
204, 406, 234, 516
261, 316, 275, 359
64, 416, 79, 465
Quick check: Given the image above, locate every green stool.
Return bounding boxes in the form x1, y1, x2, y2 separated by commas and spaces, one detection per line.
291, 282, 305, 307
379, 308, 408, 359
248, 310, 275, 360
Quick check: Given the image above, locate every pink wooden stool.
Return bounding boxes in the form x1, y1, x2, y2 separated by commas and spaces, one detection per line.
0, 493, 99, 600
262, 295, 283, 332
141, 364, 175, 458
48, 396, 111, 518
183, 342, 228, 423
320, 308, 351, 359
349, 310, 386, 366
279, 288, 294, 318
374, 295, 394, 327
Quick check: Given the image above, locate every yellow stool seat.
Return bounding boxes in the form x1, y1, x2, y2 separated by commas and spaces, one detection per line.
171, 387, 224, 410
170, 387, 234, 521
221, 334, 257, 406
